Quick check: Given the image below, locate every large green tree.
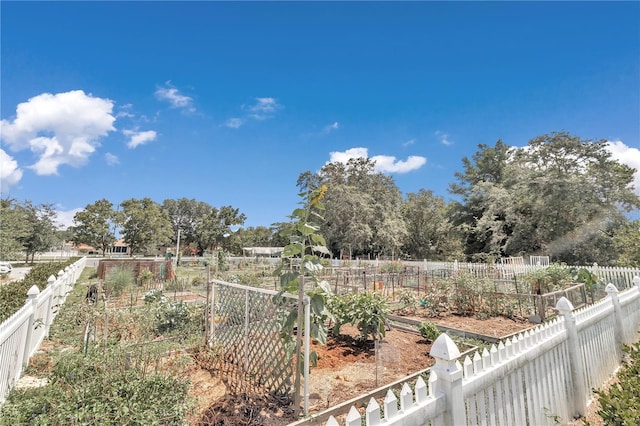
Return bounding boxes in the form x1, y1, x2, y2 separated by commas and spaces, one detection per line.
401, 189, 463, 260
162, 198, 212, 249
17, 202, 59, 263
450, 132, 640, 263
193, 205, 246, 254
70, 199, 119, 255
298, 157, 405, 259
120, 198, 173, 256
0, 198, 30, 260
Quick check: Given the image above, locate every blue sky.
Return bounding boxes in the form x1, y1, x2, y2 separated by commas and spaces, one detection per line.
1, 1, 639, 229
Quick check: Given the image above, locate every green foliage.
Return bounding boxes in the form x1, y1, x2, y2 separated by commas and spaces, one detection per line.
0, 348, 192, 425
398, 289, 418, 314
103, 265, 134, 298
450, 272, 493, 317
137, 269, 154, 286
143, 288, 165, 304
418, 321, 440, 342
275, 185, 334, 351
151, 298, 192, 335
593, 342, 640, 424
0, 260, 74, 322
70, 198, 119, 255
522, 264, 571, 294
380, 261, 404, 274
328, 291, 390, 340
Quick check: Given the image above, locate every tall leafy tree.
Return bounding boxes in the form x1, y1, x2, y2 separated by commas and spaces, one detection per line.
70, 199, 119, 255
448, 139, 512, 258
298, 157, 405, 259
120, 198, 172, 256
17, 202, 59, 263
613, 219, 640, 267
450, 132, 640, 263
162, 198, 212, 248
401, 189, 463, 260
0, 198, 30, 260
193, 205, 246, 254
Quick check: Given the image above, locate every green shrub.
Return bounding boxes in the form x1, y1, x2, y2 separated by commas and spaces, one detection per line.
0, 260, 74, 322
0, 348, 192, 425
104, 265, 134, 297
398, 289, 418, 314
329, 291, 390, 340
418, 321, 440, 342
593, 342, 640, 424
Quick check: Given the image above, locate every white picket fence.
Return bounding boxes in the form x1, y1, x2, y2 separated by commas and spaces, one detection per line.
0, 257, 86, 403
324, 280, 640, 426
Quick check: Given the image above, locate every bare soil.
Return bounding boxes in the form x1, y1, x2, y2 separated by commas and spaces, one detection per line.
188, 315, 535, 425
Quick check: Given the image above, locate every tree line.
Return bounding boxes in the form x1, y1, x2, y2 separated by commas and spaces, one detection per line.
1, 132, 639, 266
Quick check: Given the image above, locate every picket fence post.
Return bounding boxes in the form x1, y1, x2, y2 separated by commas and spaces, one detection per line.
43, 275, 57, 338
429, 333, 465, 426
556, 297, 586, 419
605, 283, 624, 358
22, 285, 40, 367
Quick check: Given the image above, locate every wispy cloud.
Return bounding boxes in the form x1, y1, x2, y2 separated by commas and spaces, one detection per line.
104, 152, 120, 166
328, 147, 426, 174
224, 117, 244, 129
123, 129, 157, 149
0, 149, 23, 193
402, 138, 416, 147
323, 122, 339, 133
155, 81, 195, 112
435, 130, 454, 146
606, 140, 640, 194
0, 90, 116, 176
244, 97, 282, 120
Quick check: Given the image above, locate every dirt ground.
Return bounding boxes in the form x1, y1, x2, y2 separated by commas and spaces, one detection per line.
187, 315, 535, 425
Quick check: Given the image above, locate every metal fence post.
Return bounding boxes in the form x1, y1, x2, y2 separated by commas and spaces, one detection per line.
556, 296, 587, 418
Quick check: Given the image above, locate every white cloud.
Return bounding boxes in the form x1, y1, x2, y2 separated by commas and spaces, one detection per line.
104, 152, 120, 165
224, 118, 244, 129
323, 122, 339, 133
328, 147, 426, 174
244, 97, 281, 120
123, 129, 157, 148
55, 207, 83, 230
0, 149, 23, 193
435, 130, 453, 146
0, 90, 116, 175
155, 81, 195, 112
402, 138, 416, 147
606, 140, 640, 194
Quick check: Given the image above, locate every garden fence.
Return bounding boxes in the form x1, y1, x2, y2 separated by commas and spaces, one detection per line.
313, 279, 640, 426
0, 257, 87, 403
209, 279, 311, 413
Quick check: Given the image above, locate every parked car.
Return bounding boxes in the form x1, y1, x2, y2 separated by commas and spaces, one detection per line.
0, 262, 13, 274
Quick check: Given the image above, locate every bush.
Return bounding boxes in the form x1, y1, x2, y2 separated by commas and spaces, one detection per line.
0, 348, 192, 425
593, 342, 640, 425
329, 291, 390, 340
104, 265, 134, 298
418, 321, 440, 342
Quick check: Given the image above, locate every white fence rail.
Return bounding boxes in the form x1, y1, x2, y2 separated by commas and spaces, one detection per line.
0, 257, 86, 403
325, 280, 640, 426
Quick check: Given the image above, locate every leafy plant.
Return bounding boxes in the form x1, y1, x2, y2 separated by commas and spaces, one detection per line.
418, 321, 440, 342
274, 185, 334, 352
522, 263, 571, 294
593, 342, 640, 424
398, 289, 418, 314
137, 268, 154, 286
328, 291, 390, 340
104, 265, 134, 298
0, 348, 193, 425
